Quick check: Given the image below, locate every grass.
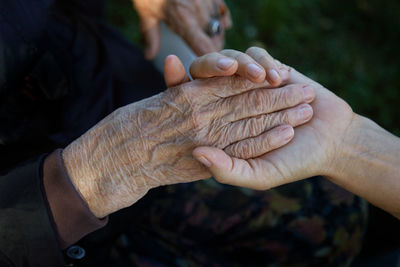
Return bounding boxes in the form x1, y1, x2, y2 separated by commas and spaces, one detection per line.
107, 0, 400, 135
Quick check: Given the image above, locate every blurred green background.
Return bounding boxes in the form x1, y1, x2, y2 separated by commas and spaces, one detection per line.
107, 0, 400, 263
107, 0, 400, 135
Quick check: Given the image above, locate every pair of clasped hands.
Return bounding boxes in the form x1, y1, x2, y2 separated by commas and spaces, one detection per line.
63, 47, 400, 219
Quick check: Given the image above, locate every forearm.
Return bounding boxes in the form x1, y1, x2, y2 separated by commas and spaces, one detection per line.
329, 114, 400, 218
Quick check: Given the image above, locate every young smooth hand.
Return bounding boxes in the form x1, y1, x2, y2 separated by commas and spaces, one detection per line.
190, 47, 400, 218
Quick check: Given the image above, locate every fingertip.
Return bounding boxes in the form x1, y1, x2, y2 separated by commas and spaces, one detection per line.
297, 103, 314, 123
217, 57, 236, 71
279, 67, 290, 83
164, 54, 177, 64
246, 63, 266, 83
164, 54, 187, 87
216, 58, 238, 76
302, 85, 316, 103
266, 69, 282, 86
277, 125, 295, 143
193, 147, 232, 171
164, 54, 182, 68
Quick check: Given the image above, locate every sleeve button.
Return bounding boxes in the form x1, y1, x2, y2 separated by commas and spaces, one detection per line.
66, 245, 86, 260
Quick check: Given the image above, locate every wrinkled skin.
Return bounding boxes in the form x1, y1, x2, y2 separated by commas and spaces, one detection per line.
194, 67, 354, 188
132, 0, 232, 58
62, 75, 316, 218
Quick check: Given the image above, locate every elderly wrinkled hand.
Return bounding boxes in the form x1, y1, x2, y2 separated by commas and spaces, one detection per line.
132, 0, 232, 58
61, 72, 315, 218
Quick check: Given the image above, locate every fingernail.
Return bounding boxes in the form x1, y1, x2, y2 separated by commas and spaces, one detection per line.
302, 85, 314, 102
268, 69, 281, 83
247, 63, 263, 78
279, 126, 294, 142
217, 58, 235, 70
279, 68, 289, 80
196, 156, 212, 167
298, 104, 313, 122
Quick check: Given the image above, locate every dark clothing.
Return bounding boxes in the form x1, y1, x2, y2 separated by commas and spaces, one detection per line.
43, 149, 108, 249
0, 0, 164, 171
0, 0, 164, 265
0, 0, 367, 266
95, 177, 367, 267
0, 155, 62, 266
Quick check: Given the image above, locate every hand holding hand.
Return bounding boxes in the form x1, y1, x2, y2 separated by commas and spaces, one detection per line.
62, 73, 315, 218
132, 0, 232, 59
189, 48, 400, 218
164, 47, 291, 87
191, 48, 355, 189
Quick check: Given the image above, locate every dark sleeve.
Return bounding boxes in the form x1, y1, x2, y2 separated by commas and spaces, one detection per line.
43, 149, 108, 249
0, 155, 64, 267
0, 0, 56, 94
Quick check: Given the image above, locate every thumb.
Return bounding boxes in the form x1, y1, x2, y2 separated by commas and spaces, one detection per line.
192, 147, 258, 188
140, 16, 161, 59
164, 55, 190, 87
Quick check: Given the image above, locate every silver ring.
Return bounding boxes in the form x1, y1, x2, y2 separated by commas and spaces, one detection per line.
207, 19, 221, 37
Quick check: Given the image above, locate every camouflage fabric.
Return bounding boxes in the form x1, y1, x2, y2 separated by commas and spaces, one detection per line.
80, 176, 368, 267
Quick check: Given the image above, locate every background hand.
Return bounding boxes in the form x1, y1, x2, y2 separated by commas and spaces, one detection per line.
132, 0, 232, 59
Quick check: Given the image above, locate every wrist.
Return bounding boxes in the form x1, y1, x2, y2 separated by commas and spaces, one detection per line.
62, 138, 105, 218
327, 114, 400, 217
327, 113, 364, 180
61, 93, 169, 218
327, 113, 388, 181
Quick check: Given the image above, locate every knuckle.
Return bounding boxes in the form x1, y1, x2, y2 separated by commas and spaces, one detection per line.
281, 86, 302, 106
226, 141, 253, 159
259, 114, 276, 131
222, 49, 236, 54
171, 84, 199, 110
224, 144, 236, 157
228, 75, 254, 92
247, 47, 270, 60
209, 52, 221, 58
258, 54, 270, 63
263, 133, 274, 151
263, 90, 279, 110
210, 121, 231, 147
250, 90, 267, 113
280, 110, 293, 125
177, 83, 193, 101
190, 111, 203, 130
245, 46, 261, 54
235, 52, 250, 64
271, 109, 291, 125
245, 117, 261, 137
